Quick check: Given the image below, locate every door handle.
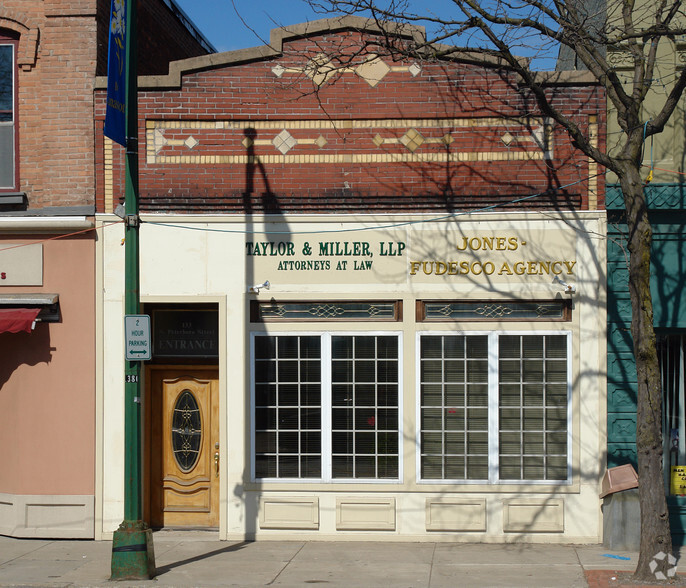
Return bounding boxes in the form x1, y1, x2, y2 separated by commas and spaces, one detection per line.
214, 442, 220, 477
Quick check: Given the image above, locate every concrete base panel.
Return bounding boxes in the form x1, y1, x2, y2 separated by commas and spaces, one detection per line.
0, 492, 94, 538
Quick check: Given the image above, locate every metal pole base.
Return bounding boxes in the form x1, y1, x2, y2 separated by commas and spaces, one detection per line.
111, 520, 156, 580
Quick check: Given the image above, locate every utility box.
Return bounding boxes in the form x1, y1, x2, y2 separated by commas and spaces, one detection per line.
601, 465, 640, 550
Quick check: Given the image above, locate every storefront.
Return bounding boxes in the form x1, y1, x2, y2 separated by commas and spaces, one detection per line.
0, 218, 95, 538
96, 210, 606, 542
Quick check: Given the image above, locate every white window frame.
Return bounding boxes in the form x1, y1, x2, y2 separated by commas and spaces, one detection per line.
416, 330, 572, 485
251, 330, 404, 484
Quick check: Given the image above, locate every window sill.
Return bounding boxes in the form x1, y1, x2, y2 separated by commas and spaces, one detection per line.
0, 192, 26, 207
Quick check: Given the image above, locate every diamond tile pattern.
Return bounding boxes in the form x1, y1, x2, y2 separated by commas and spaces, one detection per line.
273, 130, 297, 154
400, 128, 425, 152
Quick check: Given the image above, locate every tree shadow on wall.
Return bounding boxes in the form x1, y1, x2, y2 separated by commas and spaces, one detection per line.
0, 325, 53, 389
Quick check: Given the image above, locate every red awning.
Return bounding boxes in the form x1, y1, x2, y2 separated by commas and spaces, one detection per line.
0, 308, 41, 334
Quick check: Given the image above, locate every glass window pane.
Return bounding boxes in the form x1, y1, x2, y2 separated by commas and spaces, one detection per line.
278, 455, 299, 477
301, 456, 321, 478
255, 431, 276, 453
332, 335, 399, 480
355, 456, 376, 478
377, 360, 398, 383
255, 384, 276, 406
377, 336, 398, 358
522, 336, 544, 358
354, 336, 376, 358
466, 455, 488, 480
498, 334, 569, 481
332, 408, 353, 429
278, 385, 298, 406
420, 335, 488, 480
378, 385, 397, 407
422, 384, 442, 406
278, 432, 298, 453
444, 336, 465, 358
355, 360, 375, 382
301, 408, 321, 429
445, 455, 466, 479
255, 455, 276, 478
332, 431, 353, 453
278, 360, 299, 382
255, 336, 276, 359
0, 46, 13, 112
445, 431, 465, 454
332, 360, 353, 382
279, 408, 298, 429
255, 360, 276, 384
301, 384, 321, 406
377, 432, 398, 454
253, 335, 321, 479
422, 360, 443, 382
355, 384, 375, 406
332, 336, 353, 358
300, 336, 321, 358
332, 455, 353, 478
445, 384, 465, 406
355, 432, 376, 454
278, 337, 299, 358
422, 455, 443, 478
421, 336, 443, 358
332, 384, 352, 406
300, 360, 321, 381
0, 124, 13, 187
467, 336, 488, 358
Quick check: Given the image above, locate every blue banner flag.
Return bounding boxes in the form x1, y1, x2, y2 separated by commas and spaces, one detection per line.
104, 0, 127, 146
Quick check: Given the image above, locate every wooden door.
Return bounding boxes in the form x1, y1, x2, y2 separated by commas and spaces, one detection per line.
148, 368, 219, 528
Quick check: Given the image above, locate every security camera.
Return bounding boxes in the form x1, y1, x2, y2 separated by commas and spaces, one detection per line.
249, 280, 270, 294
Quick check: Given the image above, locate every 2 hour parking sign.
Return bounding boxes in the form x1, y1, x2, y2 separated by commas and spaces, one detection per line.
125, 315, 151, 361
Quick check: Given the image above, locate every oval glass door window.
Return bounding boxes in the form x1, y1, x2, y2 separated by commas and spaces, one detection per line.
171, 389, 203, 472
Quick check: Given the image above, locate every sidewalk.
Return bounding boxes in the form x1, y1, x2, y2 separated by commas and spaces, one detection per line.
0, 532, 667, 587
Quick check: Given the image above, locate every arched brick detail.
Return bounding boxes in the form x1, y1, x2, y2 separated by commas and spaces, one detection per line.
0, 11, 39, 70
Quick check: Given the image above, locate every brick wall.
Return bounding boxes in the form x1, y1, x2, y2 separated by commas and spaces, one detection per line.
96, 27, 605, 215
1, 0, 210, 209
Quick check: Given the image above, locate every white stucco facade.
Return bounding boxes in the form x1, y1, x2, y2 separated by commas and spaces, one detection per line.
96, 210, 606, 542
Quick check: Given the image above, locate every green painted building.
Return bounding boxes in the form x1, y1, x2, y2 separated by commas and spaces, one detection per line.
560, 0, 686, 543
606, 183, 686, 543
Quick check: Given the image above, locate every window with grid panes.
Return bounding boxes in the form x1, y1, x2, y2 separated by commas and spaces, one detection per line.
253, 333, 400, 481
419, 333, 569, 482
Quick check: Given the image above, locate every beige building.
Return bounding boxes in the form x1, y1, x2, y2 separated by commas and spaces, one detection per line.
94, 18, 607, 542
95, 211, 606, 542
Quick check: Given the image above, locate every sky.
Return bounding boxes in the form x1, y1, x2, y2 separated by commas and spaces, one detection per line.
172, 0, 558, 69
172, 0, 360, 53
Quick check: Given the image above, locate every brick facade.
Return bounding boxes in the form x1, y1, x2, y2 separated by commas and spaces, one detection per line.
96, 22, 605, 215
1, 0, 210, 209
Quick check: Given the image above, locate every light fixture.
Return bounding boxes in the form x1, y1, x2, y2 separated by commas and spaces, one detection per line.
249, 280, 270, 294
553, 275, 576, 294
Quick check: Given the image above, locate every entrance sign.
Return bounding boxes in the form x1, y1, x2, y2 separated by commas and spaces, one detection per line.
125, 314, 151, 360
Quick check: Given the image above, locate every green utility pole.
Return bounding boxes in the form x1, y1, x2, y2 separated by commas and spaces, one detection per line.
110, 0, 155, 579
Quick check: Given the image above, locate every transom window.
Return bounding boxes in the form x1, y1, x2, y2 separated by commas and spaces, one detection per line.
419, 332, 570, 483
252, 333, 401, 482
0, 36, 17, 191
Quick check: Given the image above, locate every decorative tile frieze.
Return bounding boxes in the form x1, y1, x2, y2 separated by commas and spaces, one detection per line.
271, 52, 421, 87
145, 117, 551, 165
